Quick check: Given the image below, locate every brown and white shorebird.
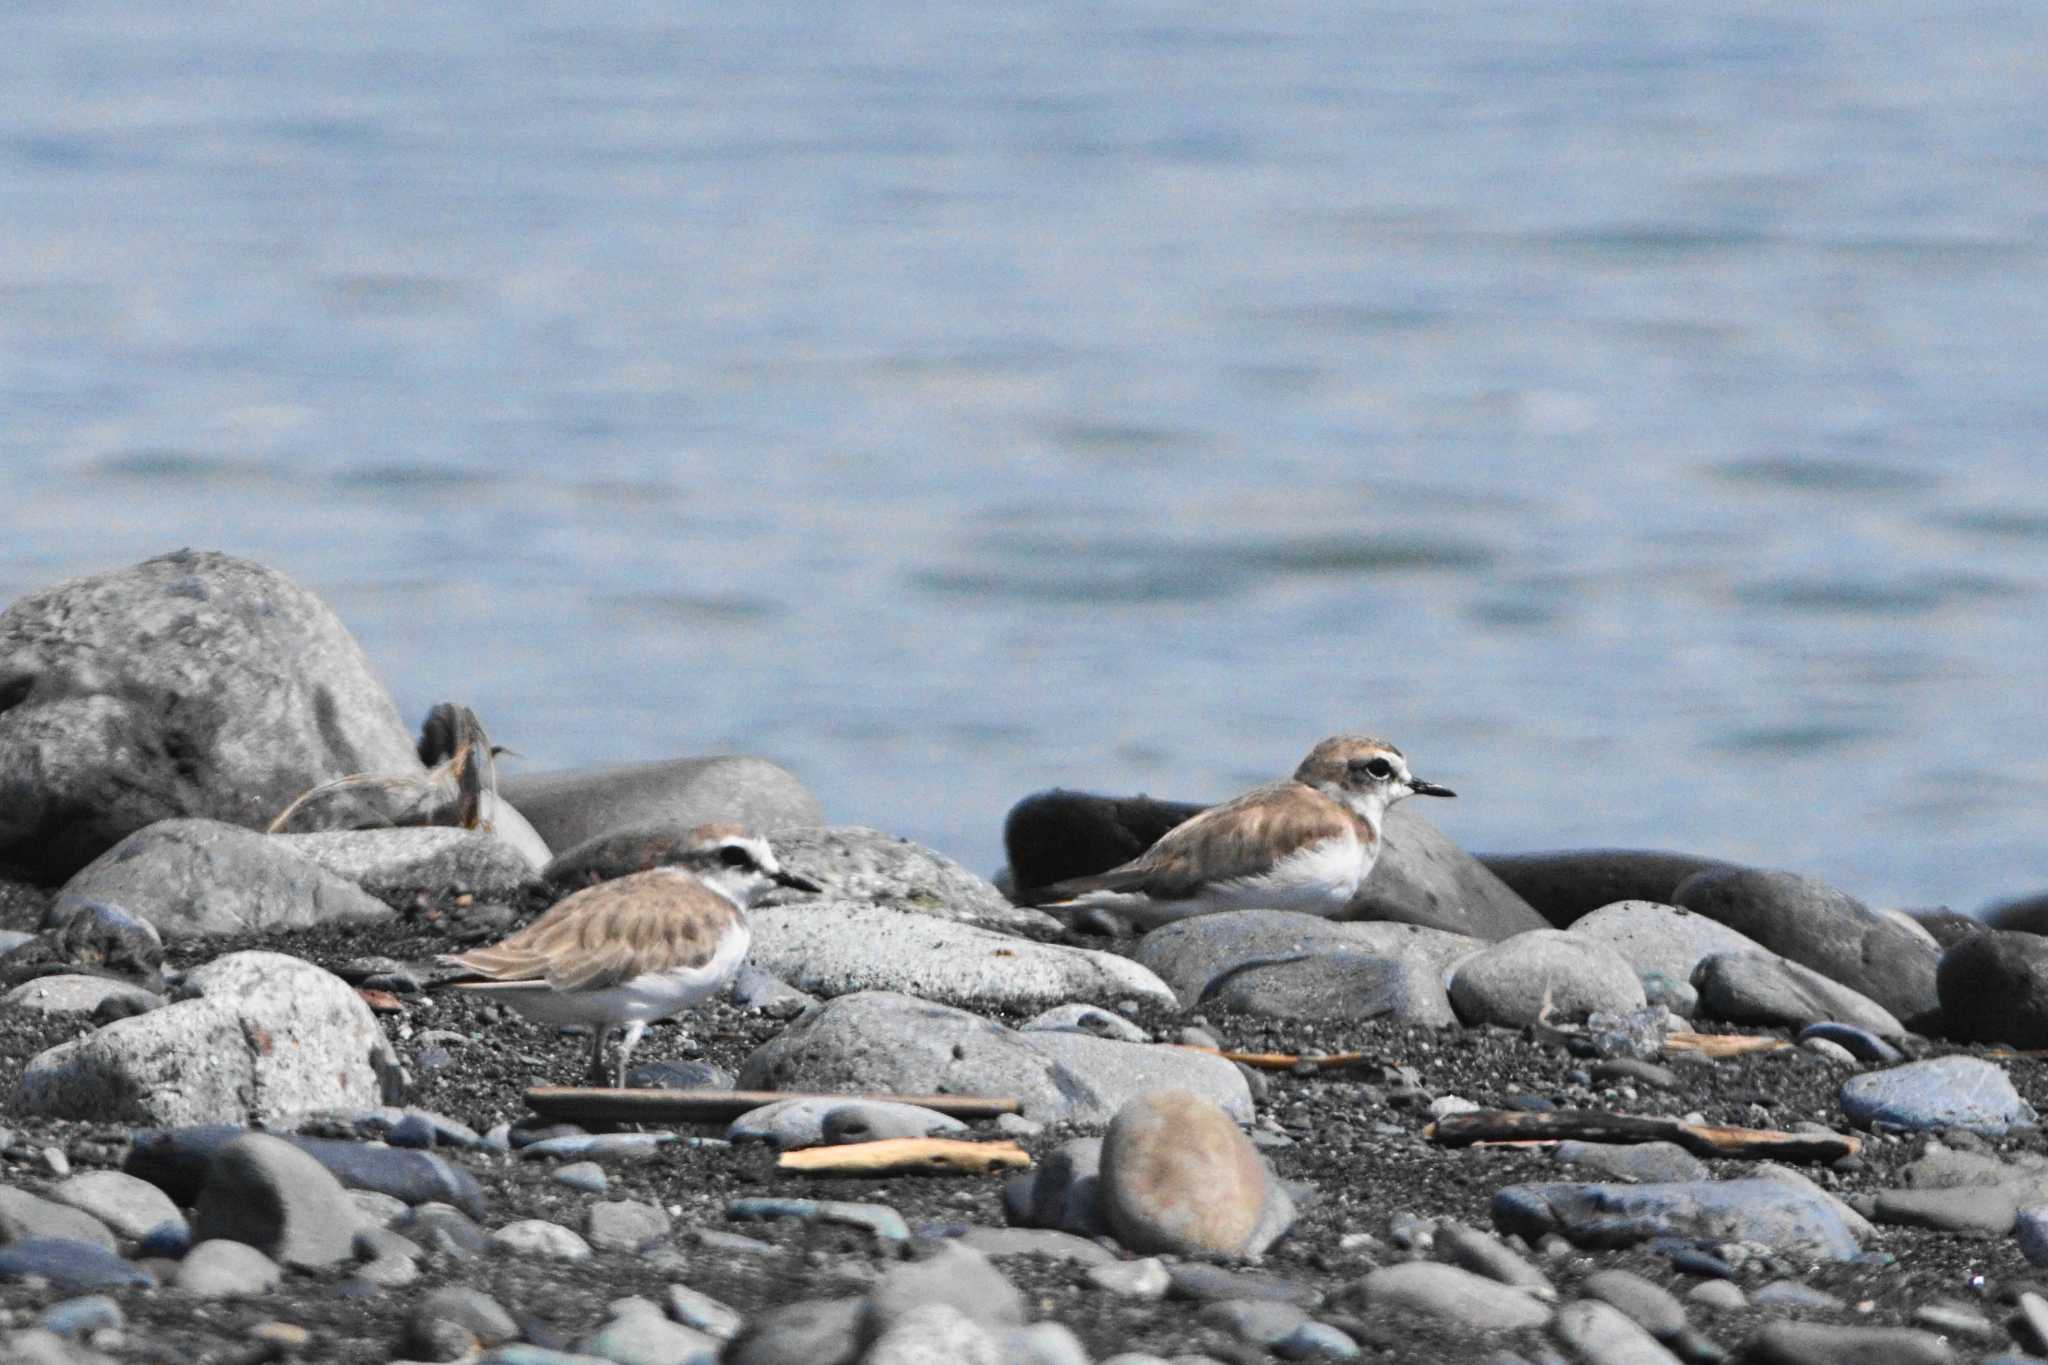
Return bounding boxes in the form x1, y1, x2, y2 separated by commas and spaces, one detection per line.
1023, 734, 1454, 929
439, 823, 820, 1086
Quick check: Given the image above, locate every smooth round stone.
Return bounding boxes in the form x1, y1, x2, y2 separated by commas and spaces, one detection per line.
1839, 1056, 2038, 1136
1198, 952, 1458, 1026
1871, 1184, 2019, 1235
727, 1097, 966, 1151
1479, 852, 1737, 928
190, 1133, 355, 1269
722, 1296, 866, 1365
1099, 1090, 1290, 1260
1798, 1022, 1904, 1065
2, 974, 162, 1016
2014, 1204, 2048, 1265
956, 1227, 1114, 1266
1685, 1280, 1747, 1311
1021, 1003, 1149, 1043
1740, 1322, 1955, 1365
586, 1199, 671, 1253
1554, 1299, 1682, 1365
1579, 1269, 1687, 1339
489, 1220, 593, 1261
1351, 1262, 1552, 1330
175, 1239, 282, 1297
1088, 1258, 1171, 1299
666, 1285, 743, 1341
1199, 1298, 1307, 1345
47, 1170, 184, 1243
1168, 1263, 1324, 1306
554, 1162, 607, 1194
625, 1059, 736, 1091
1691, 950, 1904, 1038
1275, 1322, 1360, 1361
1433, 1222, 1551, 1291
1568, 900, 1768, 986
868, 1242, 1025, 1334
1751, 1280, 1844, 1310
504, 757, 823, 863
395, 1203, 488, 1256
1552, 1140, 1709, 1184
1938, 931, 2048, 1046
1003, 1322, 1092, 1365
0, 1187, 119, 1250
864, 1303, 998, 1365
580, 1308, 720, 1365
1447, 930, 1646, 1027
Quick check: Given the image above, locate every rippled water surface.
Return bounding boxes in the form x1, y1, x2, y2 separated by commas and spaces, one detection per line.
3, 4, 2046, 908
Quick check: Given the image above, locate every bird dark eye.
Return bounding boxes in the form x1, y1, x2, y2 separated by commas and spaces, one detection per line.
1359, 757, 1394, 780
719, 846, 752, 868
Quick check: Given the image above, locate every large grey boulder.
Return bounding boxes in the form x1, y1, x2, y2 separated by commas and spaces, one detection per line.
14, 950, 399, 1126
0, 550, 425, 883
1476, 850, 1739, 928
1198, 954, 1457, 1026
1691, 951, 1905, 1039
744, 903, 1173, 1010
764, 827, 1057, 933
1447, 930, 1647, 1027
270, 827, 541, 901
1134, 910, 1480, 1006
1567, 900, 1770, 988
51, 819, 392, 939
1673, 868, 1941, 1031
738, 991, 1251, 1128
502, 756, 823, 852
1937, 931, 2048, 1046
190, 1133, 355, 1269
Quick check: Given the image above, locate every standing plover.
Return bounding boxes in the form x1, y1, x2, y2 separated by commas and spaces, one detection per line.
440, 823, 820, 1086
1023, 734, 1453, 928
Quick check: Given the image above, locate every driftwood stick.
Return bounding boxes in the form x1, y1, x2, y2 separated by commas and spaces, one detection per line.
1426, 1109, 1859, 1162
778, 1138, 1032, 1176
1663, 1031, 1795, 1058
525, 1087, 1024, 1125
1171, 1045, 1377, 1072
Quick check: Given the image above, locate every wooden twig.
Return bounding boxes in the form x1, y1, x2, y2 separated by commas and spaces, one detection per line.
1663, 1031, 1794, 1058
1171, 1045, 1377, 1072
525, 1087, 1024, 1125
355, 987, 403, 1014
777, 1138, 1031, 1176
1426, 1109, 1858, 1163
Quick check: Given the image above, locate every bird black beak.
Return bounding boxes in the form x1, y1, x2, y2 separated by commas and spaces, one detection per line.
1408, 779, 1456, 798
773, 869, 824, 893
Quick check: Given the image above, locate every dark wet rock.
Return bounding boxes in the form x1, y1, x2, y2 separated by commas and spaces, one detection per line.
1692, 951, 1906, 1038
1552, 1141, 1710, 1184
1986, 893, 2048, 935
125, 1126, 486, 1219
1491, 1179, 1864, 1260
52, 819, 392, 940
0, 1188, 118, 1251
1133, 910, 1479, 1006
1003, 791, 1205, 896
1477, 850, 1739, 928
1736, 1321, 1957, 1365
1839, 1056, 2037, 1135
502, 756, 823, 853
1937, 931, 2048, 1046
1903, 907, 1984, 949
0, 550, 427, 884
1199, 951, 1458, 1025
1798, 1022, 1905, 1064
271, 826, 542, 900
1672, 867, 1941, 1031
0, 1238, 155, 1291
190, 1132, 356, 1268
17, 950, 399, 1126
0, 879, 50, 931
1348, 1262, 1552, 1330
1447, 930, 1646, 1026
1099, 1090, 1293, 1260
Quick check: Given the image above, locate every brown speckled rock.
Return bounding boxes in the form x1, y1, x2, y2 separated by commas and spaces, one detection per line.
1098, 1089, 1292, 1260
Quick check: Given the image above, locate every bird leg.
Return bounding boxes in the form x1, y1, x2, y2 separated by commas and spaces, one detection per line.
614, 1020, 649, 1090
585, 1026, 611, 1087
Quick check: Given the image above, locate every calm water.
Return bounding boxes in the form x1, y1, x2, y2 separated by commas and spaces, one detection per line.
3, 4, 2046, 910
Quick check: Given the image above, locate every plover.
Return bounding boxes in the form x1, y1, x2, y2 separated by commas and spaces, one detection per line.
439, 823, 820, 1086
1023, 734, 1453, 928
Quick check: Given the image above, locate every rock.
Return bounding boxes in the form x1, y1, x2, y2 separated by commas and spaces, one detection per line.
1554, 1299, 1683, 1365
579, 1304, 719, 1365
45, 1172, 182, 1243
1447, 930, 1646, 1026
1578, 1269, 1688, 1341
271, 827, 542, 900
1797, 1023, 1905, 1065
190, 1133, 355, 1268
1691, 951, 1906, 1038
1004, 1138, 1107, 1238
0, 1189, 118, 1251
3, 902, 163, 991
52, 819, 393, 940
1938, 931, 2048, 1046
1100, 1090, 1292, 1260
0, 1238, 154, 1292
35, 1295, 123, 1338
1870, 1185, 2019, 1234
17, 951, 398, 1126
1478, 850, 1737, 928
1672, 867, 1941, 1031
1003, 1323, 1092, 1365
761, 826, 1056, 933
1167, 1263, 1324, 1306
1738, 1322, 1957, 1365
722, 1296, 865, 1365
585, 1199, 670, 1252
665, 1285, 744, 1340
3, 975, 162, 1016
738, 991, 1251, 1128
0, 550, 426, 883
1687, 1281, 1746, 1312
1133, 910, 1481, 1005
1004, 791, 1208, 895
502, 756, 823, 852
408, 1287, 518, 1355
174, 1239, 282, 1297
489, 1220, 592, 1261
1198, 952, 1458, 1026
1199, 1298, 1309, 1346
1567, 899, 1770, 984
125, 1127, 486, 1219
1022, 1003, 1151, 1042
1350, 1262, 1553, 1330
864, 1303, 998, 1365
867, 1242, 1025, 1333
726, 1197, 910, 1243
2016, 1205, 2048, 1265
553, 1162, 606, 1195
395, 1204, 489, 1257
1839, 1056, 2037, 1135
726, 1098, 967, 1150
1088, 1258, 1172, 1298
955, 1227, 1114, 1266
1750, 1163, 1877, 1242
1491, 1179, 1864, 1260
744, 902, 1173, 1009
625, 1059, 735, 1091
1552, 1141, 1710, 1184
1431, 1222, 1550, 1292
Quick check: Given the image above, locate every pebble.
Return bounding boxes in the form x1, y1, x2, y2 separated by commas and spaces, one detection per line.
1199, 1298, 1308, 1345
1911, 1300, 2002, 1342
125, 1126, 487, 1220
1434, 1221, 1552, 1292
1553, 1299, 1683, 1365
1004, 1322, 1092, 1365
1552, 1141, 1710, 1184
191, 1132, 356, 1268
868, 1242, 1024, 1334
34, 1295, 123, 1338
1871, 1184, 2019, 1234
1839, 1056, 2038, 1135
1167, 1263, 1324, 1307
490, 1220, 594, 1261
1752, 1280, 1846, 1310
726, 1197, 911, 1243
726, 1098, 966, 1151
0, 1189, 119, 1251
579, 1305, 720, 1365
1493, 1179, 1863, 1260
518, 1133, 680, 1161
1579, 1269, 1687, 1339
955, 1227, 1114, 1266
1448, 930, 1647, 1026
721, 1296, 867, 1365
408, 1287, 518, 1356
45, 1171, 184, 1244
624, 1058, 737, 1090
1088, 1258, 1172, 1299
586, 1199, 671, 1253
665, 1285, 743, 1341
1686, 1281, 1748, 1311
396, 1203, 490, 1256
174, 1239, 282, 1297
863, 1302, 998, 1365
1021, 1003, 1150, 1042
1797, 1022, 1905, 1065
1275, 1321, 1361, 1360
1352, 1263, 1553, 1330
554, 1162, 608, 1194
1099, 1089, 1292, 1259
2017, 1206, 2048, 1265
1198, 952, 1459, 1026
1691, 950, 1907, 1038
1740, 1321, 1956, 1365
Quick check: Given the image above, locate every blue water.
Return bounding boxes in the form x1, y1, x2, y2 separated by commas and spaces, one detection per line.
3, 4, 2046, 910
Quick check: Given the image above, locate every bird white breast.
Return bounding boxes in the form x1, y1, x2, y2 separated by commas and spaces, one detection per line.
1214, 830, 1372, 913
489, 920, 752, 1028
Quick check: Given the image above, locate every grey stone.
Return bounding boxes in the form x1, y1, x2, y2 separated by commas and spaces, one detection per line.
665, 1285, 743, 1340
1167, 1263, 1324, 1306
1798, 1022, 1904, 1064
868, 1241, 1025, 1333
2019, 1204, 2048, 1265
1672, 867, 1941, 1031
1022, 1003, 1150, 1042
1200, 951, 1459, 1025
2, 976, 162, 1016
1433, 1222, 1551, 1291
722, 1296, 865, 1365
1478, 850, 1738, 928
1750, 1163, 1877, 1242
503, 756, 823, 852
580, 1305, 719, 1365
0, 550, 426, 883
0, 1189, 117, 1251
1871, 1184, 2018, 1234
1939, 931, 2048, 1046
1692, 950, 1906, 1038
1276, 1322, 1360, 1361
585, 1198, 670, 1252
746, 901, 1171, 1009
864, 1303, 998, 1365
726, 1197, 911, 1243
16, 951, 398, 1126
53, 819, 393, 940
1578, 1269, 1687, 1340
1004, 1137, 1106, 1238
956, 1226, 1114, 1266
1739, 1322, 1956, 1365
1346, 804, 1550, 938
1200, 1298, 1309, 1345
1840, 1056, 2036, 1135
1101, 1090, 1293, 1260
190, 1133, 355, 1268
7, 901, 163, 992
1552, 1141, 1709, 1184
1134, 910, 1481, 1006
1491, 1179, 1863, 1260
174, 1238, 282, 1297
1686, 1281, 1746, 1312
35, 1295, 123, 1338
1567, 900, 1770, 985
490, 1219, 592, 1261
1751, 1280, 1844, 1310
1089, 1257, 1172, 1297
1553, 1299, 1682, 1365
1002, 1322, 1092, 1365
727, 1097, 967, 1150
45, 1172, 183, 1243
553, 1161, 607, 1194
762, 826, 1056, 933
1352, 1262, 1553, 1330
396, 1203, 490, 1255
738, 990, 1250, 1128
271, 826, 541, 900
1448, 930, 1647, 1026
410, 1287, 518, 1354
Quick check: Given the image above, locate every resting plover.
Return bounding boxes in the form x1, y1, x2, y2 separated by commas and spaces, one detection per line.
440, 823, 820, 1086
1023, 734, 1453, 929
